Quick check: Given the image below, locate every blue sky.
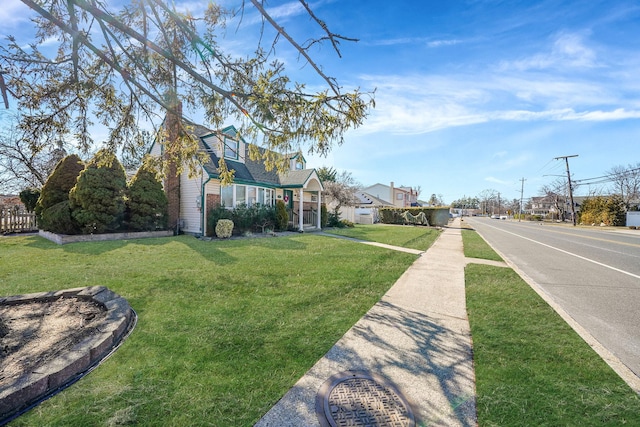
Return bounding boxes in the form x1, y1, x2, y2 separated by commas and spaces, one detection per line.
3, 0, 640, 203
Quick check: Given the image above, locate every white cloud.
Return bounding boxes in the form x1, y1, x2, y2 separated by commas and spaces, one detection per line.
0, 0, 32, 33
485, 176, 510, 185
499, 31, 597, 72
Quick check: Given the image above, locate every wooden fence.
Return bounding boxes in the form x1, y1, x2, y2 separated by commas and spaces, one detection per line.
1, 209, 38, 233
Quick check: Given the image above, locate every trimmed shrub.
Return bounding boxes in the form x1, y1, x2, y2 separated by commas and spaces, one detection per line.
379, 207, 450, 227
19, 188, 40, 213
40, 201, 78, 235
321, 203, 328, 228
206, 205, 233, 237
35, 154, 84, 231
275, 200, 288, 231
215, 219, 234, 238
126, 160, 168, 231
252, 204, 276, 233
69, 149, 127, 234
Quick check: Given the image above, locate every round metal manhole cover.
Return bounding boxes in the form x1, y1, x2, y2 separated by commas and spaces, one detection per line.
316, 371, 416, 427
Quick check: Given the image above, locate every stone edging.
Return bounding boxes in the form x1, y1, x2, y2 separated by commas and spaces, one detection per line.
39, 229, 173, 245
0, 286, 136, 423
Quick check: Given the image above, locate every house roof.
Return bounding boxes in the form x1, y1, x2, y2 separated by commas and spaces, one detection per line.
355, 191, 392, 207
194, 124, 321, 189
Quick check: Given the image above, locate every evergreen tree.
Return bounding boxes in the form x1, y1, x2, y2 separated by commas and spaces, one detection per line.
275, 200, 289, 231
35, 154, 84, 231
69, 150, 126, 234
19, 188, 40, 213
126, 159, 168, 231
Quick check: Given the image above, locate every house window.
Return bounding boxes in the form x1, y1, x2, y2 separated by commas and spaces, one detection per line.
236, 185, 246, 205
247, 186, 257, 206
224, 136, 238, 159
221, 186, 233, 207
266, 189, 274, 206
396, 193, 403, 200
295, 161, 304, 170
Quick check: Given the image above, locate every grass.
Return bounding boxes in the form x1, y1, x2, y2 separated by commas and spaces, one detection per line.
461, 228, 503, 261
4, 226, 639, 426
323, 224, 440, 250
0, 233, 420, 426
464, 230, 640, 426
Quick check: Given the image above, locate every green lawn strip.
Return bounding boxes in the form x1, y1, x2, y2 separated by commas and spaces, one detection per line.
461, 228, 503, 261
323, 224, 440, 251
2, 234, 417, 426
466, 264, 640, 426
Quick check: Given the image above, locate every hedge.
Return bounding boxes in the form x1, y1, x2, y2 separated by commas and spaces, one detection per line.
379, 207, 450, 227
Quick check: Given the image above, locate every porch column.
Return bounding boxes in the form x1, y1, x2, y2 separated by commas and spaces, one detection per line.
298, 188, 304, 231
316, 191, 321, 229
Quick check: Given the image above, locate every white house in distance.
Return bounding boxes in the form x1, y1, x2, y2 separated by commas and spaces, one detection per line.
336, 182, 420, 224
150, 124, 324, 235
362, 182, 419, 208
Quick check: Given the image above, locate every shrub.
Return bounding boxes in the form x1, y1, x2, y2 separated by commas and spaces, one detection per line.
35, 154, 84, 230
321, 203, 328, 228
215, 219, 234, 238
379, 207, 450, 227
19, 188, 41, 213
40, 201, 79, 235
340, 219, 355, 228
206, 205, 233, 237
231, 203, 253, 234
327, 211, 342, 227
126, 160, 168, 231
69, 149, 127, 234
275, 200, 288, 231
252, 204, 276, 233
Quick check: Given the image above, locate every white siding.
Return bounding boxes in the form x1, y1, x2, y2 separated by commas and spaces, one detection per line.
179, 167, 206, 235
363, 184, 391, 204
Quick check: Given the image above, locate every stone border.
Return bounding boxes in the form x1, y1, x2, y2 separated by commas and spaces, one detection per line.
0, 286, 136, 423
39, 229, 173, 245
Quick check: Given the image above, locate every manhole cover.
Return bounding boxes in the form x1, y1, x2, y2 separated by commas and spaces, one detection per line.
316, 371, 416, 427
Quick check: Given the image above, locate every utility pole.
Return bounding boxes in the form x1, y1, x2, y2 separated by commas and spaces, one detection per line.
519, 178, 526, 222
555, 155, 578, 226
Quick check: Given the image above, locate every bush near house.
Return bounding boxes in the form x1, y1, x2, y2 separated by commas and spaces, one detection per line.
321, 203, 328, 228
69, 150, 127, 234
379, 207, 450, 227
215, 219, 234, 238
275, 200, 288, 231
206, 203, 277, 237
126, 160, 168, 231
35, 154, 85, 231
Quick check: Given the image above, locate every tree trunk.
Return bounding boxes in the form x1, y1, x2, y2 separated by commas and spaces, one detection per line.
164, 102, 182, 232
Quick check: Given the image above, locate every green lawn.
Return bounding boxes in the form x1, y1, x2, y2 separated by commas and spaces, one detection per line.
1, 233, 419, 426
464, 231, 640, 426
323, 224, 440, 250
461, 228, 503, 261
4, 227, 639, 426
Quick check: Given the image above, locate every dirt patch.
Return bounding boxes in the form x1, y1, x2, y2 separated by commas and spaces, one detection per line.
0, 297, 107, 387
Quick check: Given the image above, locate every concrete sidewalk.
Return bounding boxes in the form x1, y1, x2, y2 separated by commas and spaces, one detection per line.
255, 219, 477, 427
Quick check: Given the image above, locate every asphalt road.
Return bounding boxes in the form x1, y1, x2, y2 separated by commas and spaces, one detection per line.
463, 216, 640, 383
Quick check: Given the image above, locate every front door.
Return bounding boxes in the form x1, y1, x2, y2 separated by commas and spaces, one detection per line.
284, 190, 293, 209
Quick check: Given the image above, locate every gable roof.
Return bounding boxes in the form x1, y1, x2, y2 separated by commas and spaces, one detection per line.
194, 124, 321, 189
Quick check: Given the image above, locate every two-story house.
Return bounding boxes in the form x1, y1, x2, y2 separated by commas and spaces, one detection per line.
150, 124, 324, 235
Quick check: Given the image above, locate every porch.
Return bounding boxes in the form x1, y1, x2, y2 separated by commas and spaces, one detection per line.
288, 207, 320, 231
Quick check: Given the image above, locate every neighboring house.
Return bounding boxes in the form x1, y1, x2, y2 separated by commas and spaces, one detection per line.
530, 194, 581, 220
362, 182, 418, 208
149, 124, 324, 235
